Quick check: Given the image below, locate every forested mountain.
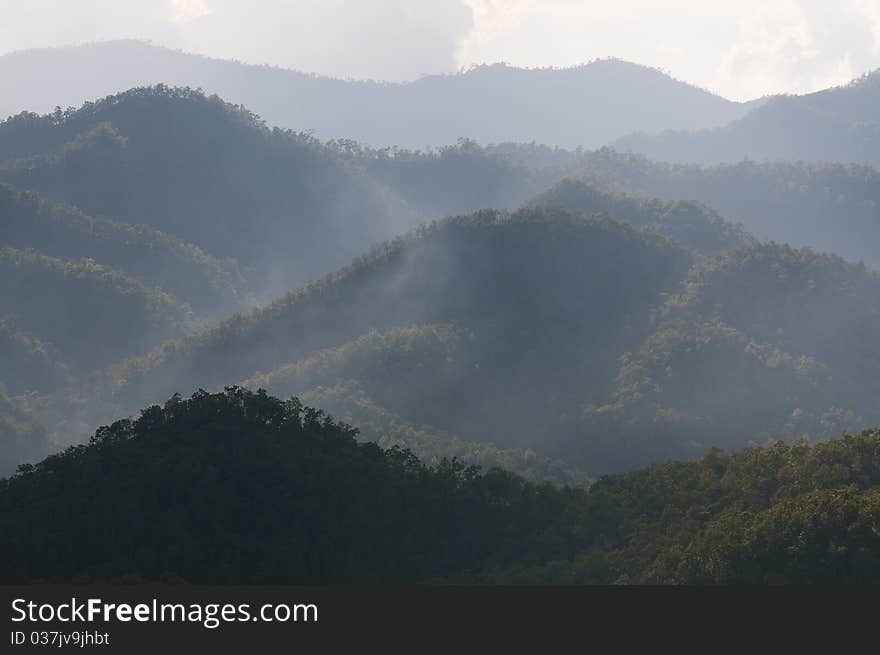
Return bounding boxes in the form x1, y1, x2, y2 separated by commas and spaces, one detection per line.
0, 87, 416, 301
31, 206, 690, 476
2, 51, 880, 588
16, 196, 880, 478
0, 184, 249, 315
0, 41, 757, 149
615, 71, 880, 165
6, 123, 880, 477
3, 387, 880, 584
0, 246, 192, 385
343, 138, 561, 218
0, 87, 570, 303
566, 242, 880, 466
567, 149, 880, 268
527, 178, 755, 254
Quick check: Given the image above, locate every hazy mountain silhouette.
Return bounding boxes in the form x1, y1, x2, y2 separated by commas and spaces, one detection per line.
0, 40, 757, 149
616, 71, 880, 165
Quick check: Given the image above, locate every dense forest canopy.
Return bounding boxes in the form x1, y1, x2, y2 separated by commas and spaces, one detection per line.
3, 388, 880, 585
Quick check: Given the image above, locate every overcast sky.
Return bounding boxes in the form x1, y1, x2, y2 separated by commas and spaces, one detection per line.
2, 0, 879, 101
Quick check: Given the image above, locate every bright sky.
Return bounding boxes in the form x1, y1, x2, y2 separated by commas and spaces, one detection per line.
2, 0, 880, 101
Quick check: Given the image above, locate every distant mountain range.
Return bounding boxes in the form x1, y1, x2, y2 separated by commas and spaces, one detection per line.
0, 40, 758, 149
616, 72, 880, 165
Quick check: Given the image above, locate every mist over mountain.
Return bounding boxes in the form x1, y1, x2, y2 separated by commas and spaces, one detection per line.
0, 184, 250, 316
527, 178, 755, 254
0, 86, 570, 305
0, 246, 192, 382
565, 149, 880, 268
615, 71, 880, 165
35, 206, 688, 475
5, 39, 880, 588
0, 40, 757, 149
20, 200, 880, 477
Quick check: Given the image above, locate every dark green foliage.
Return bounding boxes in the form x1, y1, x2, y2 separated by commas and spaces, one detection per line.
0, 246, 192, 376
575, 434, 880, 584
0, 183, 249, 315
0, 387, 583, 584
5, 387, 880, 584
528, 177, 755, 254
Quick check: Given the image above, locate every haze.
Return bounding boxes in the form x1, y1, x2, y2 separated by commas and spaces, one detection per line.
2, 0, 880, 101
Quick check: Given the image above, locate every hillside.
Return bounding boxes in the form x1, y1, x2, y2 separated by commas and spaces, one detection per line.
3, 386, 880, 584
527, 178, 755, 254
20, 199, 880, 475
567, 149, 880, 268
563, 243, 880, 470
0, 247, 192, 383
33, 206, 690, 474
0, 183, 249, 315
615, 71, 880, 165
0, 387, 588, 584
0, 87, 575, 301
0, 41, 756, 149
0, 88, 414, 298
241, 324, 589, 486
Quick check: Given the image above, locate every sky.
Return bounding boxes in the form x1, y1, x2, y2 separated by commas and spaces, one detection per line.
1, 0, 880, 101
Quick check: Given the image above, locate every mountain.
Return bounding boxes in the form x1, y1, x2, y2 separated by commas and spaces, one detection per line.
11, 191, 880, 476
0, 86, 570, 302
527, 178, 755, 254
568, 148, 880, 268
3, 386, 880, 584
0, 246, 193, 385
243, 325, 590, 486
0, 41, 756, 149
33, 206, 691, 475
565, 242, 880, 470
615, 71, 880, 165
0, 183, 250, 316
0, 387, 589, 584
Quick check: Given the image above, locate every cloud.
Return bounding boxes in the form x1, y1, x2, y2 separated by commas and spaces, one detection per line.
174, 0, 474, 80
167, 0, 212, 25
714, 0, 880, 100
2, 0, 880, 98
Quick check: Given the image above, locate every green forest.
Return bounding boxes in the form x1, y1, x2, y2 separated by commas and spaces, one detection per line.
4, 76, 880, 585
3, 388, 879, 584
